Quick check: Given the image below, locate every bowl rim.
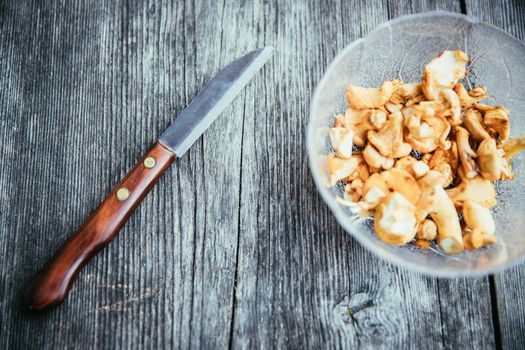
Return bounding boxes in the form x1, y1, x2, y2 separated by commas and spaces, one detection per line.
307, 10, 525, 277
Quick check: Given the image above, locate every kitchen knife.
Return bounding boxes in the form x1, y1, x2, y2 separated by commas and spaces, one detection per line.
26, 47, 274, 310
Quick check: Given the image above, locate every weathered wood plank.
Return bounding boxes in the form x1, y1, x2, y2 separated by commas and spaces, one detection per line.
466, 1, 525, 348
0, 0, 523, 349
231, 0, 494, 349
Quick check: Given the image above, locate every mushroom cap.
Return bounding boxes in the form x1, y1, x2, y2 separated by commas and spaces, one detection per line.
368, 111, 412, 158
416, 171, 464, 254
329, 127, 354, 159
463, 200, 496, 236
327, 153, 360, 186
502, 137, 525, 159
484, 107, 510, 143
446, 176, 497, 208
345, 80, 394, 110
362, 144, 394, 170
341, 107, 375, 146
463, 108, 491, 142
374, 192, 418, 245
477, 138, 512, 181
422, 50, 469, 100
454, 83, 488, 109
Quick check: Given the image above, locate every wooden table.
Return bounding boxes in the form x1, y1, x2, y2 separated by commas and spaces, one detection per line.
1, 0, 524, 348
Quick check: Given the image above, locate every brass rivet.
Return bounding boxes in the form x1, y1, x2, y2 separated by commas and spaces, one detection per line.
144, 156, 156, 169
116, 188, 130, 201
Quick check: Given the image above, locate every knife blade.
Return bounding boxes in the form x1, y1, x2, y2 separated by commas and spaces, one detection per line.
26, 47, 274, 310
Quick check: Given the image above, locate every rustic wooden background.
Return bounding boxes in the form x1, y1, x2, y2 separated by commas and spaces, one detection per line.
1, 0, 524, 348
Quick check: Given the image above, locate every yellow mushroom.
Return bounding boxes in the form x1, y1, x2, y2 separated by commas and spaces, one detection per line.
463, 108, 491, 142
416, 171, 464, 254
422, 50, 469, 101
484, 107, 510, 143
345, 80, 394, 110
327, 153, 360, 186
368, 111, 412, 158
453, 83, 488, 109
374, 192, 418, 245
455, 126, 478, 179
462, 200, 497, 250
477, 138, 513, 180
446, 176, 497, 209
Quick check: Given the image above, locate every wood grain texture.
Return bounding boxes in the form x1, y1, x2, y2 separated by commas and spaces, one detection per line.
27, 141, 176, 310
0, 0, 523, 349
465, 2, 525, 348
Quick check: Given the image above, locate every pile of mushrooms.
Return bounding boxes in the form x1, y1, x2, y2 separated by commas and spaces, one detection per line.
328, 50, 525, 254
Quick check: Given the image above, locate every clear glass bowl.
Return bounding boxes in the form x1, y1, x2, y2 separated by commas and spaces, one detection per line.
307, 11, 525, 277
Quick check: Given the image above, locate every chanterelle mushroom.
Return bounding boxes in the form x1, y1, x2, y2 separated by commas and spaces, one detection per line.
422, 50, 469, 100
417, 219, 437, 241
446, 176, 497, 208
363, 144, 394, 170
380, 168, 421, 205
329, 127, 354, 159
502, 136, 525, 159
404, 112, 451, 153
374, 192, 417, 245
477, 138, 513, 180
368, 111, 412, 158
484, 107, 510, 143
453, 83, 488, 109
416, 171, 463, 253
345, 80, 394, 110
463, 108, 491, 141
337, 108, 375, 146
462, 200, 497, 250
440, 88, 462, 126
327, 153, 360, 186
455, 126, 478, 179
390, 81, 423, 104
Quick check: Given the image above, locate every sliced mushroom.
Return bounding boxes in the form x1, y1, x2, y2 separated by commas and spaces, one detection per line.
345, 81, 394, 110
422, 50, 469, 101
477, 138, 513, 180
368, 111, 412, 158
374, 192, 418, 245
363, 144, 394, 170
329, 127, 354, 159
453, 83, 488, 108
416, 171, 464, 254
484, 107, 510, 143
327, 153, 360, 186
446, 176, 497, 209
463, 108, 491, 141
455, 126, 478, 179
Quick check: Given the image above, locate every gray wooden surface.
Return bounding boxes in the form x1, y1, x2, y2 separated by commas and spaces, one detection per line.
0, 0, 524, 349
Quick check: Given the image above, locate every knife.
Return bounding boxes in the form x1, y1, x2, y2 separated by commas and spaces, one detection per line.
26, 47, 274, 310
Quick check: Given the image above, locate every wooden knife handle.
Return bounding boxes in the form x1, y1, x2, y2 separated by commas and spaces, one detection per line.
26, 141, 176, 310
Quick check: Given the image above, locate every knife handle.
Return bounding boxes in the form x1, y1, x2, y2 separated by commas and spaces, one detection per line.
26, 141, 176, 310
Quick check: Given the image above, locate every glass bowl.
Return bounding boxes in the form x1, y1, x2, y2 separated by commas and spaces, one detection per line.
307, 11, 525, 277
